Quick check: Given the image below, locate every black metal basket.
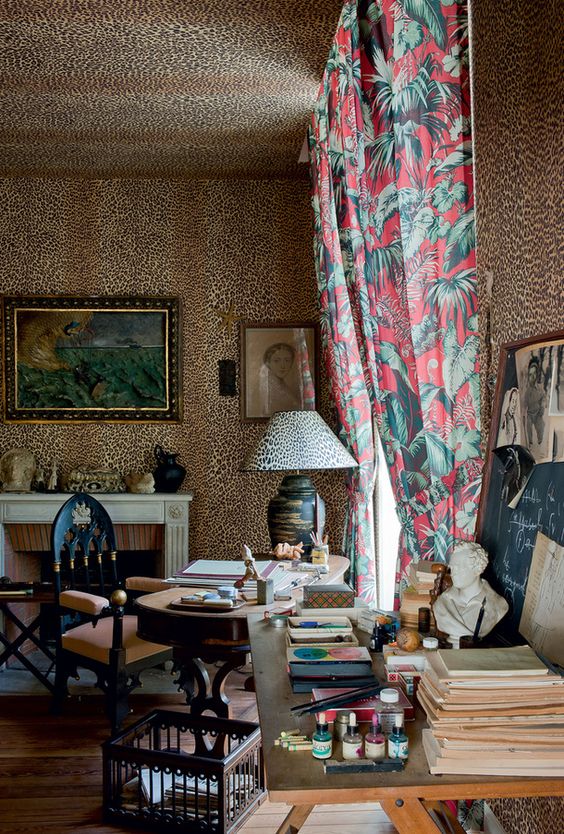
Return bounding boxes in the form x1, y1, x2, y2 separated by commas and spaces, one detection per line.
103, 710, 265, 833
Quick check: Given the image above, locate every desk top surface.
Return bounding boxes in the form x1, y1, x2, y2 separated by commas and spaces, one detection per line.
135, 555, 349, 621
247, 614, 564, 806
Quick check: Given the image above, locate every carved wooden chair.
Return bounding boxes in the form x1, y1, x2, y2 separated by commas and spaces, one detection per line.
50, 492, 172, 733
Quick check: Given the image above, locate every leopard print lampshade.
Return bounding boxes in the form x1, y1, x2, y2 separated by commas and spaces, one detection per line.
243, 411, 358, 554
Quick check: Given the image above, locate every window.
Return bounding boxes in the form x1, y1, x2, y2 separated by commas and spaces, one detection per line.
375, 433, 400, 610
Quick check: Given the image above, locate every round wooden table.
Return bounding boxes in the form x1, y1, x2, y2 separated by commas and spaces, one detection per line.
135, 556, 349, 717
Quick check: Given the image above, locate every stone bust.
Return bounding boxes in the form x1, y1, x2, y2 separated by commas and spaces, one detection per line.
433, 540, 509, 647
0, 448, 37, 492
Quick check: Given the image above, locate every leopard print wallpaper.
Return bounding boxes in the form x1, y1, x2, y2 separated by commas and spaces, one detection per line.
471, 0, 563, 442
471, 1, 563, 830
0, 1, 344, 180
0, 177, 347, 562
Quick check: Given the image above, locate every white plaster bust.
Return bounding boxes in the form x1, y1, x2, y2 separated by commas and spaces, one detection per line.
433, 540, 509, 647
0, 448, 37, 492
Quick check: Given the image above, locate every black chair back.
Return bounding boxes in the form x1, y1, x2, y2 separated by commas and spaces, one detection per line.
50, 492, 119, 597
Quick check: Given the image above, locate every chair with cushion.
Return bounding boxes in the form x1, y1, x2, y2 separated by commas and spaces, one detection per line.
50, 492, 172, 733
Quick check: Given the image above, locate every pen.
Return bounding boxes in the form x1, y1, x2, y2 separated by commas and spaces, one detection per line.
472, 596, 487, 641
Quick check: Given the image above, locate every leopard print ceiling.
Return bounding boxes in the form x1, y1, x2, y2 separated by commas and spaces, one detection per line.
0, 0, 344, 179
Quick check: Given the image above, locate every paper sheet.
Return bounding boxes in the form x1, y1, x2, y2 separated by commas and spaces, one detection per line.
519, 532, 564, 668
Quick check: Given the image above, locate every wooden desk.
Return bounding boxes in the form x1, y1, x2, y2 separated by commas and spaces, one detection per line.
135, 556, 348, 718
247, 614, 564, 834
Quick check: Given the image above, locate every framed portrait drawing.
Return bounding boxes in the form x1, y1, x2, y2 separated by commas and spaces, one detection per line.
240, 321, 319, 422
2, 295, 181, 423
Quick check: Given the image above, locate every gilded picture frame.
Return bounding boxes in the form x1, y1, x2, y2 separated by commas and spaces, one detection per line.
240, 321, 319, 423
2, 295, 181, 423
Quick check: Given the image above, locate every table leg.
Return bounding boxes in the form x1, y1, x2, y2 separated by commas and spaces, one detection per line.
173, 651, 248, 718
275, 804, 314, 834
0, 606, 56, 694
380, 798, 466, 834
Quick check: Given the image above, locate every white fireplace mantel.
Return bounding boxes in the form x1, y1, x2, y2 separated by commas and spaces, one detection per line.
0, 491, 194, 578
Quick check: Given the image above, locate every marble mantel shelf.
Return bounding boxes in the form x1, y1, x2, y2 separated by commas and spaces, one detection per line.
0, 491, 194, 579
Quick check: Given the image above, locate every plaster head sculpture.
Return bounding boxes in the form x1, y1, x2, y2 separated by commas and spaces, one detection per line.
432, 540, 509, 647
0, 448, 37, 492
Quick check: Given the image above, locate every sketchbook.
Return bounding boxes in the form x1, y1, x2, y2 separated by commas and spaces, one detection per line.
165, 559, 286, 590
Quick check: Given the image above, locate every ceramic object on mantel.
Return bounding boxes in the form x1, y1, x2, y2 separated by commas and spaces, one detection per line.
0, 448, 37, 492
153, 445, 186, 493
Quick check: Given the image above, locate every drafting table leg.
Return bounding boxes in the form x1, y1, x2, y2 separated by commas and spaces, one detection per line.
275, 804, 314, 834
381, 797, 466, 834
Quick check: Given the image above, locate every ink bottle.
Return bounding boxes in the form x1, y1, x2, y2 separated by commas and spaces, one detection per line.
388, 720, 409, 760
369, 624, 378, 652
378, 688, 404, 735
422, 636, 438, 652
341, 712, 363, 759
312, 711, 332, 760
364, 712, 386, 760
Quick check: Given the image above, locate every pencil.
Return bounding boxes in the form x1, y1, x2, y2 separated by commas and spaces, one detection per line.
472, 596, 487, 641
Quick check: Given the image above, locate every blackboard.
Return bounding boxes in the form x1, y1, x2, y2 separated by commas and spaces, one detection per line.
477, 332, 564, 642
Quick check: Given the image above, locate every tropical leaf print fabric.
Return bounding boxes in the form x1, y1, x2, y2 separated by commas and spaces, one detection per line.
310, 0, 481, 600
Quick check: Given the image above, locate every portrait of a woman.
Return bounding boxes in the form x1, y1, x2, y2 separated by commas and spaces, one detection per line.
241, 323, 317, 421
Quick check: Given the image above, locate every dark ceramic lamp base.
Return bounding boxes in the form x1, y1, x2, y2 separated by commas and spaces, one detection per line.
267, 474, 325, 557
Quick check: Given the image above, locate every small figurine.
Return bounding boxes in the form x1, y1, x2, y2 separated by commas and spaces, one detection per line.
271, 541, 304, 560
47, 460, 58, 492
234, 544, 262, 588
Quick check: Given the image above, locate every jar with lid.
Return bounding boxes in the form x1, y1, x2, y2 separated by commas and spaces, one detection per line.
422, 636, 438, 651
364, 712, 386, 760
341, 712, 363, 759
388, 718, 409, 760
312, 712, 332, 760
378, 688, 404, 735
334, 712, 349, 741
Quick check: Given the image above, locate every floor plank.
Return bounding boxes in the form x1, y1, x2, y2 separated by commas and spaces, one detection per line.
0, 666, 397, 834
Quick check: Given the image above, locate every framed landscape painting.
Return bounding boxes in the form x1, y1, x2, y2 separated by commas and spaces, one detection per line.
2, 295, 181, 423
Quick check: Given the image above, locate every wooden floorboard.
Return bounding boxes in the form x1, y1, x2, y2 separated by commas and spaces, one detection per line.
0, 673, 396, 833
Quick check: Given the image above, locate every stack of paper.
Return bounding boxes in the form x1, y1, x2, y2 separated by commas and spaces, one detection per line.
419, 645, 564, 776
165, 559, 287, 592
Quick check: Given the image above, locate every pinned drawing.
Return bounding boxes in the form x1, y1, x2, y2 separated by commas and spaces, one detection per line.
519, 532, 564, 668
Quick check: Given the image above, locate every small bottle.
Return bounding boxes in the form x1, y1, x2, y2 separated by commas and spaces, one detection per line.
364, 712, 386, 761
422, 636, 439, 652
369, 624, 378, 652
341, 712, 363, 759
334, 712, 349, 741
388, 720, 409, 760
312, 712, 332, 759
378, 688, 404, 735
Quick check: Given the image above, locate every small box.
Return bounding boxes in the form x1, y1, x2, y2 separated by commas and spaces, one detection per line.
303, 583, 355, 609
103, 710, 265, 834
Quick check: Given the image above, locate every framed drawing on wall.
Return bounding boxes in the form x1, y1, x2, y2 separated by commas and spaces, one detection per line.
240, 321, 319, 422
2, 295, 181, 423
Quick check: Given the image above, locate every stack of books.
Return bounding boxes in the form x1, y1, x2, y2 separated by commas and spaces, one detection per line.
419, 645, 564, 776
399, 560, 437, 628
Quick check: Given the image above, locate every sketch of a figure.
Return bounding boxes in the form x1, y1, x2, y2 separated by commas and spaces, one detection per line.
531, 539, 564, 654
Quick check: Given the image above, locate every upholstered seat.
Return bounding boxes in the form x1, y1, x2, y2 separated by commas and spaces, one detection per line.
61, 615, 168, 665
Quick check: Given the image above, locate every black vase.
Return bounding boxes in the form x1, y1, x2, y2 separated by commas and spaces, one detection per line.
153, 445, 186, 493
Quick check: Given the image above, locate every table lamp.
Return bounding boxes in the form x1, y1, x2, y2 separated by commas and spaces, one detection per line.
242, 410, 358, 555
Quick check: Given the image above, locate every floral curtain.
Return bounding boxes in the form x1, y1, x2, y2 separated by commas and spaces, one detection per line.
310, 0, 481, 600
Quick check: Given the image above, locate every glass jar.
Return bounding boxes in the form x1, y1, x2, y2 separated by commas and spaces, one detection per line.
378, 688, 404, 735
